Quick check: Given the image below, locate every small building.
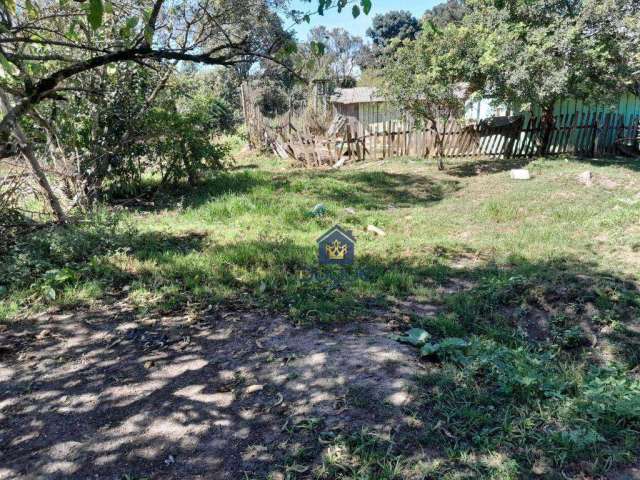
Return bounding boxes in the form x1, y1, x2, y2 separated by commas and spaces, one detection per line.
330, 87, 402, 135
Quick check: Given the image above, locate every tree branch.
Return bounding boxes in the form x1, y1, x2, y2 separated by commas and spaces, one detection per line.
0, 39, 250, 137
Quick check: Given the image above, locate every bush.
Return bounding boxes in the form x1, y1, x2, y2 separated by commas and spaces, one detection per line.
0, 210, 135, 298
37, 65, 235, 200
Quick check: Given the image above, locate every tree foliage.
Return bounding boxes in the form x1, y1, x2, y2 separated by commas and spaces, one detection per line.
463, 0, 640, 111
422, 0, 467, 28
366, 10, 420, 48
381, 22, 472, 168
303, 26, 363, 87
0, 0, 369, 219
382, 0, 640, 163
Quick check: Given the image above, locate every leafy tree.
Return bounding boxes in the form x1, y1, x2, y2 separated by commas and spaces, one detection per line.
38, 63, 230, 197
0, 0, 370, 221
422, 0, 467, 28
305, 26, 364, 87
382, 22, 474, 169
366, 10, 420, 49
383, 0, 640, 162
462, 0, 640, 152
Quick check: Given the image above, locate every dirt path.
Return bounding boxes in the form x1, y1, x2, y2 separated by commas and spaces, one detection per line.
0, 304, 424, 479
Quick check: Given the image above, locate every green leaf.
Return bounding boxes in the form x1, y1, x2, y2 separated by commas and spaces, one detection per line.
397, 328, 431, 347
426, 20, 442, 35
144, 26, 154, 45
352, 4, 360, 18
0, 0, 16, 15
303, 14, 311, 23
45, 287, 56, 301
310, 41, 326, 57
276, 38, 298, 60
120, 16, 139, 38
0, 52, 17, 77
439, 338, 469, 350
87, 0, 104, 30
0, 285, 7, 297
360, 0, 372, 15
420, 343, 440, 357
25, 0, 38, 17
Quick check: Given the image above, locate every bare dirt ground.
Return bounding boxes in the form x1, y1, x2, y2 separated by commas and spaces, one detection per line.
0, 303, 424, 479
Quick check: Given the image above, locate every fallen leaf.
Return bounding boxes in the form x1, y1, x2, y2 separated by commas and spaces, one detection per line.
36, 329, 51, 340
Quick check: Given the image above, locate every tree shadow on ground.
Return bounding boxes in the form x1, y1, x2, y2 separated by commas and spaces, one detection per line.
302, 170, 460, 210
447, 154, 640, 178
116, 170, 275, 213
1, 234, 639, 479
445, 157, 535, 177
126, 168, 461, 213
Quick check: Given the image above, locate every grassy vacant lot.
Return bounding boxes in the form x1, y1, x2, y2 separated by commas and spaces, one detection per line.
1, 155, 640, 479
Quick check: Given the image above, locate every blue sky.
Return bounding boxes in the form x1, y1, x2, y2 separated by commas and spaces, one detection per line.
288, 0, 441, 41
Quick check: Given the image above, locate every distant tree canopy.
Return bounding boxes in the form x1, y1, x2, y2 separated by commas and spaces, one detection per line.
366, 10, 420, 48
0, 0, 370, 140
305, 26, 364, 87
422, 0, 467, 28
463, 0, 640, 111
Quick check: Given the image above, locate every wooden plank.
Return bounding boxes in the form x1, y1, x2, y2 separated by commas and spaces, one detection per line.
557, 114, 569, 154
597, 113, 613, 156
451, 120, 464, 157
572, 111, 584, 154
400, 118, 405, 156
384, 121, 389, 159
373, 123, 378, 160
440, 119, 451, 157
515, 117, 531, 157
486, 125, 501, 157
563, 112, 578, 154
457, 124, 472, 158
575, 111, 590, 155
525, 117, 540, 157
590, 112, 601, 157
520, 117, 536, 157
549, 114, 563, 154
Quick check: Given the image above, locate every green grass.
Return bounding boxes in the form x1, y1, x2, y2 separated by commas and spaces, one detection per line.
2, 155, 640, 478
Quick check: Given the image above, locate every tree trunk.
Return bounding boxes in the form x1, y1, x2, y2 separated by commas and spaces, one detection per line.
0, 90, 67, 223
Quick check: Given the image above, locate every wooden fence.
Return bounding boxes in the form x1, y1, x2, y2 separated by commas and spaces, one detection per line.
241, 81, 640, 166
272, 113, 639, 166
353, 112, 640, 161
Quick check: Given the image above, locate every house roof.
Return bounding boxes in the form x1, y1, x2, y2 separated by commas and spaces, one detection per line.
316, 225, 356, 244
330, 87, 384, 105
330, 83, 471, 105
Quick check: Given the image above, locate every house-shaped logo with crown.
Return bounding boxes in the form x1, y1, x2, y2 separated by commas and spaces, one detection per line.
317, 225, 355, 265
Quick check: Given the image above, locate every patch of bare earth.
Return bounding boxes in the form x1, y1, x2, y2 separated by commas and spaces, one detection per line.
0, 304, 424, 479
